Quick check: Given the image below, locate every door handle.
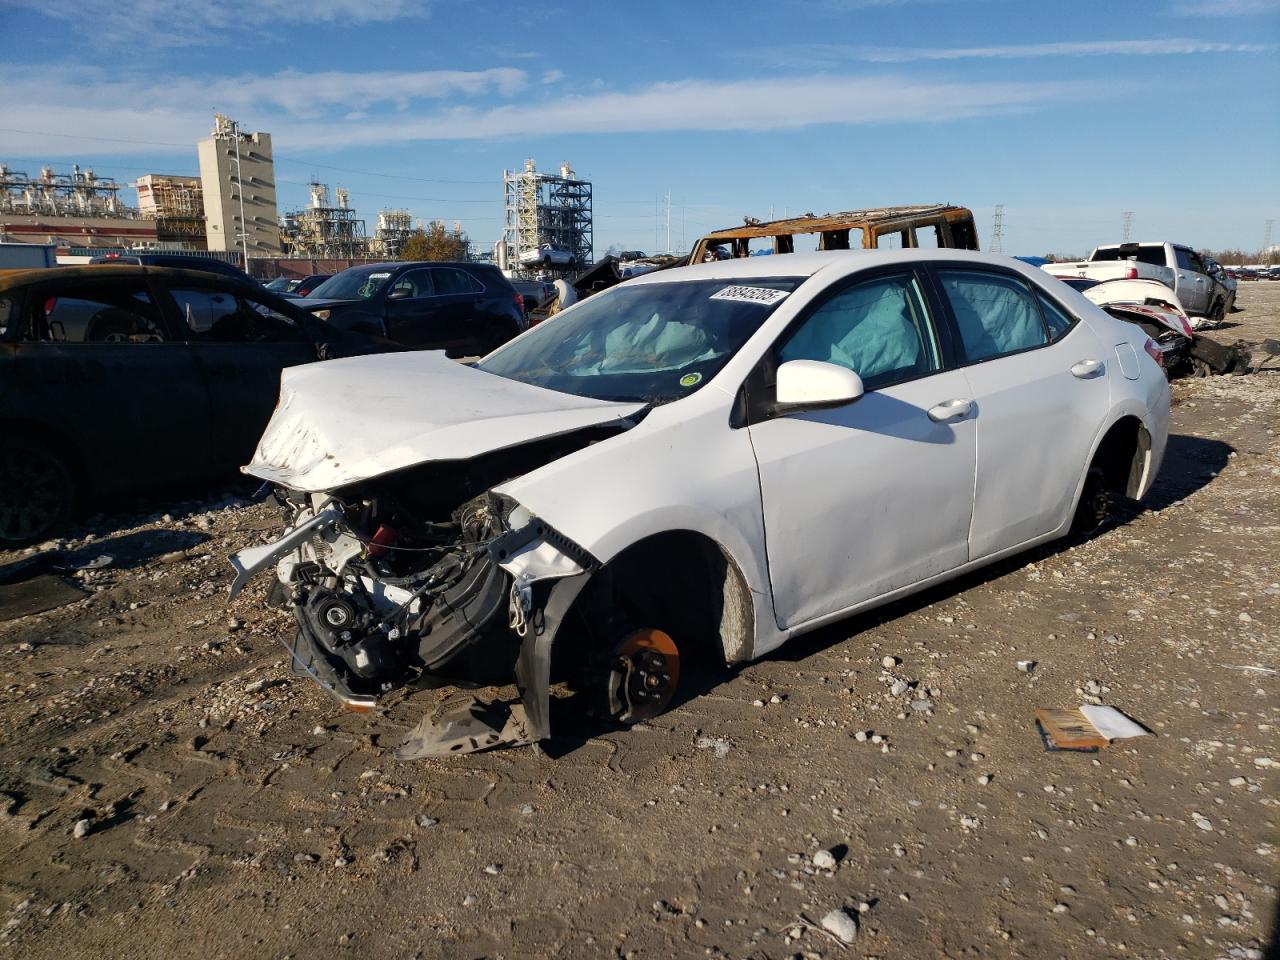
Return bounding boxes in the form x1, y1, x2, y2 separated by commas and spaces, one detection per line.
927, 398, 973, 422
1071, 359, 1103, 378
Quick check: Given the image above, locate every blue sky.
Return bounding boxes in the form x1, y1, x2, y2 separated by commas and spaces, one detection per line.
1, 0, 1277, 256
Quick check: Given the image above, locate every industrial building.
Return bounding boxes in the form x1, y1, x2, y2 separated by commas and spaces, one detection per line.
280, 181, 367, 258
0, 164, 156, 248
197, 113, 282, 255
371, 208, 413, 259
502, 159, 593, 276
134, 174, 206, 248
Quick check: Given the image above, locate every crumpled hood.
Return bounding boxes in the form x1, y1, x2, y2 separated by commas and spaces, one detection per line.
244, 351, 646, 492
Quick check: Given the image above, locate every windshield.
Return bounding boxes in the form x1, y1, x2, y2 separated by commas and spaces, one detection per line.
477, 277, 801, 403
308, 266, 393, 301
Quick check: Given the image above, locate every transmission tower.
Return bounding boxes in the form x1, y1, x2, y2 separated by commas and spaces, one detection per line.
1121, 211, 1134, 242
1265, 219, 1275, 264
990, 204, 1004, 254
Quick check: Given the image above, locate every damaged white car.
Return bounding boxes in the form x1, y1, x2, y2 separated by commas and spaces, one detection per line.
229, 250, 1170, 756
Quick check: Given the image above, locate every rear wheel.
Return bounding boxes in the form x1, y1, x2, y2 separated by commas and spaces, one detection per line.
0, 438, 78, 546
1071, 466, 1111, 535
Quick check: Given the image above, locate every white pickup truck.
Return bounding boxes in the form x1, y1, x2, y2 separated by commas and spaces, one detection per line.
1043, 242, 1223, 322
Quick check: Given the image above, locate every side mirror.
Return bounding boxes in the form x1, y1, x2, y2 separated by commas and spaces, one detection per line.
386, 287, 411, 302
774, 359, 864, 411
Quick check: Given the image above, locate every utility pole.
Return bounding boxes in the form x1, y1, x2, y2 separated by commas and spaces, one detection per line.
1265, 219, 1275, 264
1121, 211, 1134, 243
230, 118, 250, 269
665, 190, 672, 255
990, 205, 1004, 254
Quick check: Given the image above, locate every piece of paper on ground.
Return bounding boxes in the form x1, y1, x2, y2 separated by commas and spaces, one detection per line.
1079, 704, 1150, 740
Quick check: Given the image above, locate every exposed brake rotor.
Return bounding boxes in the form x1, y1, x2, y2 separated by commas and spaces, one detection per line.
606, 628, 681, 723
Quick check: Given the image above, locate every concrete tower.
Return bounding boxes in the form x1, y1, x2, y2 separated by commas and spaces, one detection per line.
197, 114, 281, 258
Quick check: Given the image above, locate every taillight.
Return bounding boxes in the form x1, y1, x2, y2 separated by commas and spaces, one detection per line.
44, 297, 57, 316
514, 292, 525, 313
1143, 337, 1164, 368
1126, 265, 1138, 279
313, 309, 330, 321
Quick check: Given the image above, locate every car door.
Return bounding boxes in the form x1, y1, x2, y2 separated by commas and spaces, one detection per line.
747, 269, 977, 629
166, 282, 319, 469
430, 266, 491, 355
1173, 246, 1211, 314
383, 267, 449, 349
930, 266, 1112, 560
8, 274, 213, 494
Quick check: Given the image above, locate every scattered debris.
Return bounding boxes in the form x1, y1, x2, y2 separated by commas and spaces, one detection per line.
1035, 705, 1151, 751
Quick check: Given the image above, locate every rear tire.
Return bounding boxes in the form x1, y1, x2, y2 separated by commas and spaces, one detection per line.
1071, 466, 1111, 536
0, 438, 78, 546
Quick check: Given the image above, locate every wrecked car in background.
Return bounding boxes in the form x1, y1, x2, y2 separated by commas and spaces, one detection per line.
689, 204, 980, 263
230, 250, 1169, 756
1049, 275, 1250, 377
0, 265, 391, 546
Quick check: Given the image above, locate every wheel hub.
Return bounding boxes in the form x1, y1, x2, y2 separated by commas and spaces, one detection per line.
606, 628, 681, 723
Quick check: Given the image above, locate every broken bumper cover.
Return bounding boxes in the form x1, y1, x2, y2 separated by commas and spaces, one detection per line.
228, 501, 596, 753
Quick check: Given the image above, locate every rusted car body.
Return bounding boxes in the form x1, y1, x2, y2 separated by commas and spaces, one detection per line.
689, 204, 979, 263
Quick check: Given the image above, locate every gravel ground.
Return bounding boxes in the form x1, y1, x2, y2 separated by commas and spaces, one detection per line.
1, 284, 1277, 960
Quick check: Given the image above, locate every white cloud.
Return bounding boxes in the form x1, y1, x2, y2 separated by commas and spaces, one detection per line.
0, 70, 1085, 156
542, 69, 566, 85
0, 0, 430, 46
759, 38, 1273, 66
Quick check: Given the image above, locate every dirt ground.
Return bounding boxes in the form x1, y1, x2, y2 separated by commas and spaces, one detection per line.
1, 284, 1278, 960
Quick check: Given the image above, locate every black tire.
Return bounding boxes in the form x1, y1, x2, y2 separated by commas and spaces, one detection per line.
1071, 466, 1111, 536
0, 438, 78, 546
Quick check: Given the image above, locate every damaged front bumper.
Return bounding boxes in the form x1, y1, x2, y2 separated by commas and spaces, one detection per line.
228, 492, 596, 755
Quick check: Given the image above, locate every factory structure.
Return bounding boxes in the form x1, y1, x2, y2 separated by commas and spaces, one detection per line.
197, 114, 281, 256
0, 164, 157, 248
1, 122, 596, 276
500, 159, 593, 276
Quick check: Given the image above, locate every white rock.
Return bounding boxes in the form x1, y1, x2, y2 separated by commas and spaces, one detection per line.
72, 818, 91, 839
1017, 660, 1037, 673
889, 680, 910, 697
820, 908, 858, 944
854, 730, 869, 742
881, 655, 899, 668
812, 849, 837, 870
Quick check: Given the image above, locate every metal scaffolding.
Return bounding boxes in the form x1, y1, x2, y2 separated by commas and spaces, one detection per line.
135, 174, 205, 242
502, 159, 592, 276
0, 163, 138, 219
279, 181, 368, 258
370, 208, 412, 259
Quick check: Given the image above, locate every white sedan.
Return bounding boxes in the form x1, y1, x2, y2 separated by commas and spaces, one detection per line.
230, 250, 1169, 756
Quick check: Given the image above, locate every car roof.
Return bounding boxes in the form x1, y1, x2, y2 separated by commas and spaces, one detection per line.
0, 264, 259, 291
624, 248, 1045, 284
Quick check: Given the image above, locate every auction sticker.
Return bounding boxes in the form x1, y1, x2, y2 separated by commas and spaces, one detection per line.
709, 285, 790, 306
679, 372, 703, 388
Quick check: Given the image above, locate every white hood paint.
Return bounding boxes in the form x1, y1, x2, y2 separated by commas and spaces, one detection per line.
243, 351, 646, 492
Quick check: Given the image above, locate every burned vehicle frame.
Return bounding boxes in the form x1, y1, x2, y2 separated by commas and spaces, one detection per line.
689, 204, 980, 264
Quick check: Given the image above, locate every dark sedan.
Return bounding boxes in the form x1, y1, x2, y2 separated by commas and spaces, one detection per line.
303, 261, 524, 355
0, 265, 391, 544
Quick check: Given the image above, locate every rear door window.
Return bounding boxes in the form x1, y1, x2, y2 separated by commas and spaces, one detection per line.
431, 267, 484, 295
936, 269, 1049, 363
29, 282, 167, 343
170, 288, 305, 342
